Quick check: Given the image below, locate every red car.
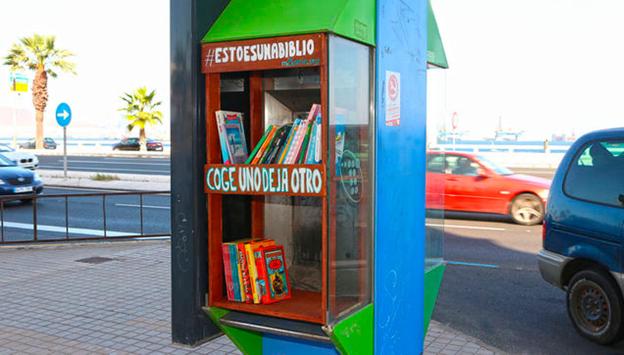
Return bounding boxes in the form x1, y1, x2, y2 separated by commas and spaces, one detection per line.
426, 151, 551, 225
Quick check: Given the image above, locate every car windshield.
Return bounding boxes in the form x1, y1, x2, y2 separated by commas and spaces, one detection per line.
477, 155, 514, 175
0, 154, 16, 167
0, 145, 14, 153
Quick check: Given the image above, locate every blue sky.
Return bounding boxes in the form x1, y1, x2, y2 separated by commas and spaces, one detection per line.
430, 0, 624, 140
2, 1, 622, 141
0, 0, 169, 140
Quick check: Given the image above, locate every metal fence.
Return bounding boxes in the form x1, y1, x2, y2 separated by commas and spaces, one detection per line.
0, 191, 171, 245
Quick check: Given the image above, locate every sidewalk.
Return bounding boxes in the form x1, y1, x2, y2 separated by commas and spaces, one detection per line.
0, 241, 503, 354
39, 169, 170, 191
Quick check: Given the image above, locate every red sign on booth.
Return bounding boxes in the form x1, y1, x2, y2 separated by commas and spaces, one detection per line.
201, 34, 323, 73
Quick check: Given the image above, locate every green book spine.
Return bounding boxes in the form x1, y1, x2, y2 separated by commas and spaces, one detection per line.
244, 125, 273, 164
297, 123, 314, 164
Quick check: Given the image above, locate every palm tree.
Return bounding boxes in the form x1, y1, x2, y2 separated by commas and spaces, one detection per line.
3, 34, 76, 149
119, 87, 163, 151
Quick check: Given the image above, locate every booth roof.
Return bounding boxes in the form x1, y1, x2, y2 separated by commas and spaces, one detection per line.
201, 0, 448, 68
201, 0, 376, 46
427, 1, 449, 69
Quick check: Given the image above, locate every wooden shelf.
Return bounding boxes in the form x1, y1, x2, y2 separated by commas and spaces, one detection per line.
212, 289, 323, 324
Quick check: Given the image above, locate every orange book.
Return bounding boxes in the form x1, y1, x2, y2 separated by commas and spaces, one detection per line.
252, 126, 277, 164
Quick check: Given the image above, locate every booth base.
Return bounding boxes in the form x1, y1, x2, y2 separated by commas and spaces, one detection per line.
424, 263, 446, 335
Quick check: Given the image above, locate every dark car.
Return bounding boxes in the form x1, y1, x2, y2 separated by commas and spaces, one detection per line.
19, 137, 57, 150
113, 138, 163, 151
539, 128, 624, 345
0, 154, 44, 202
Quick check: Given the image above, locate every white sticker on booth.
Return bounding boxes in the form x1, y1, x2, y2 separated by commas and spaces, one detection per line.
385, 71, 401, 126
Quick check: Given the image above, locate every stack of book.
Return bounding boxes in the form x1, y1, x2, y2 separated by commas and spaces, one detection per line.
244, 104, 322, 165
222, 239, 292, 304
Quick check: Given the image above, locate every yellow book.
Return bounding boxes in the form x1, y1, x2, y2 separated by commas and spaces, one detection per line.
236, 248, 246, 302
246, 240, 276, 304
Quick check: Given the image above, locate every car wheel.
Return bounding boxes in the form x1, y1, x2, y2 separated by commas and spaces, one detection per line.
510, 193, 544, 225
567, 269, 624, 345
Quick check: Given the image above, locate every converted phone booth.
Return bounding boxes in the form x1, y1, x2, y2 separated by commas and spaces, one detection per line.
170, 0, 446, 353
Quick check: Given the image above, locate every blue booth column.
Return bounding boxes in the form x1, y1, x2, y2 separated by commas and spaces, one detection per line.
375, 0, 428, 353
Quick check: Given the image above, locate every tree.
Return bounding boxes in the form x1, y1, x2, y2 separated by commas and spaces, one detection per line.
3, 34, 76, 149
119, 87, 163, 151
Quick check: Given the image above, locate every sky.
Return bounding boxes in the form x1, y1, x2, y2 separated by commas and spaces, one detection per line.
0, 0, 169, 140
1, 1, 623, 142
430, 0, 624, 140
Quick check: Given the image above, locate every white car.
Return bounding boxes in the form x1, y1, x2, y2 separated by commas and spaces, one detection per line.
0, 144, 39, 170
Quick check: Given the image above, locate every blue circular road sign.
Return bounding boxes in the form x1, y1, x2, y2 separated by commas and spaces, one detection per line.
55, 102, 72, 127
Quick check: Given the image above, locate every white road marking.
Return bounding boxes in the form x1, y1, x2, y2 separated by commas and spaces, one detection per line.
38, 165, 167, 173
426, 223, 506, 231
114, 203, 170, 210
2, 221, 134, 237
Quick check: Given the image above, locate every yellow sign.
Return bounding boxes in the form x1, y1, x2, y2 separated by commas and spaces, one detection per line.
10, 73, 28, 93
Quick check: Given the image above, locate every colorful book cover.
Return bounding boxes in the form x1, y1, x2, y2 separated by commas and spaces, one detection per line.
305, 119, 318, 164
297, 122, 314, 164
245, 239, 276, 304
225, 243, 242, 301
245, 125, 273, 164
252, 126, 277, 164
236, 245, 246, 302
216, 111, 249, 164
277, 118, 301, 164
285, 104, 320, 164
264, 125, 291, 164
237, 242, 254, 303
261, 245, 291, 304
221, 244, 235, 301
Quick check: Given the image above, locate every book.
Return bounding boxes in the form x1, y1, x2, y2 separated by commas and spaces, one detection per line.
284, 104, 321, 164
263, 125, 292, 164
237, 242, 254, 303
256, 245, 291, 304
216, 111, 249, 164
221, 244, 235, 301
245, 239, 276, 304
297, 122, 314, 164
305, 116, 321, 164
223, 242, 242, 301
245, 125, 273, 164
251, 126, 277, 164
278, 119, 301, 164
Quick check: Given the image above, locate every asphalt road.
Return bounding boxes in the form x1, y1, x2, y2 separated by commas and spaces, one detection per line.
0, 187, 170, 243
38, 156, 171, 175
432, 215, 624, 354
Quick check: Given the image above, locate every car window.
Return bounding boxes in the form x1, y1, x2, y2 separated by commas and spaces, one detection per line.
0, 154, 15, 167
564, 140, 624, 207
426, 155, 446, 173
447, 156, 479, 176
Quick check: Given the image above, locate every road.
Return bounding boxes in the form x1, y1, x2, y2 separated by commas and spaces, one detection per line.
0, 187, 170, 243
37, 156, 170, 175
432, 215, 624, 354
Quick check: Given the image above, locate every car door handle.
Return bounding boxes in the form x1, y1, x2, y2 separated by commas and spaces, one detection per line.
447, 178, 458, 182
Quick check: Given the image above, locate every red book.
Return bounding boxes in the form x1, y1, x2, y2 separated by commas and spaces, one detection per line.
221, 244, 235, 301
256, 245, 291, 304
238, 242, 254, 304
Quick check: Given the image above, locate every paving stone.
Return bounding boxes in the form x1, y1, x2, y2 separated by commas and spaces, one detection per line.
0, 241, 505, 354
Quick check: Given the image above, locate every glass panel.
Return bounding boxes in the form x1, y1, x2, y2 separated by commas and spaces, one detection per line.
564, 140, 624, 207
425, 69, 446, 271
262, 68, 323, 308
328, 35, 372, 322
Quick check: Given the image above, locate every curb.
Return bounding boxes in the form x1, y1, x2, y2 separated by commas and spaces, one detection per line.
38, 170, 170, 191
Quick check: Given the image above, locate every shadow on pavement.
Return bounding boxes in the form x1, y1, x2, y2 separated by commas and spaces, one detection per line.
432, 227, 624, 354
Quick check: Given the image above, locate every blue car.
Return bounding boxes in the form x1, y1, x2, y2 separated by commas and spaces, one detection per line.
0, 154, 44, 201
539, 128, 624, 345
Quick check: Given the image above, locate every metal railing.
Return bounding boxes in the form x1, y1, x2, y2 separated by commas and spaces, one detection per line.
0, 191, 170, 245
